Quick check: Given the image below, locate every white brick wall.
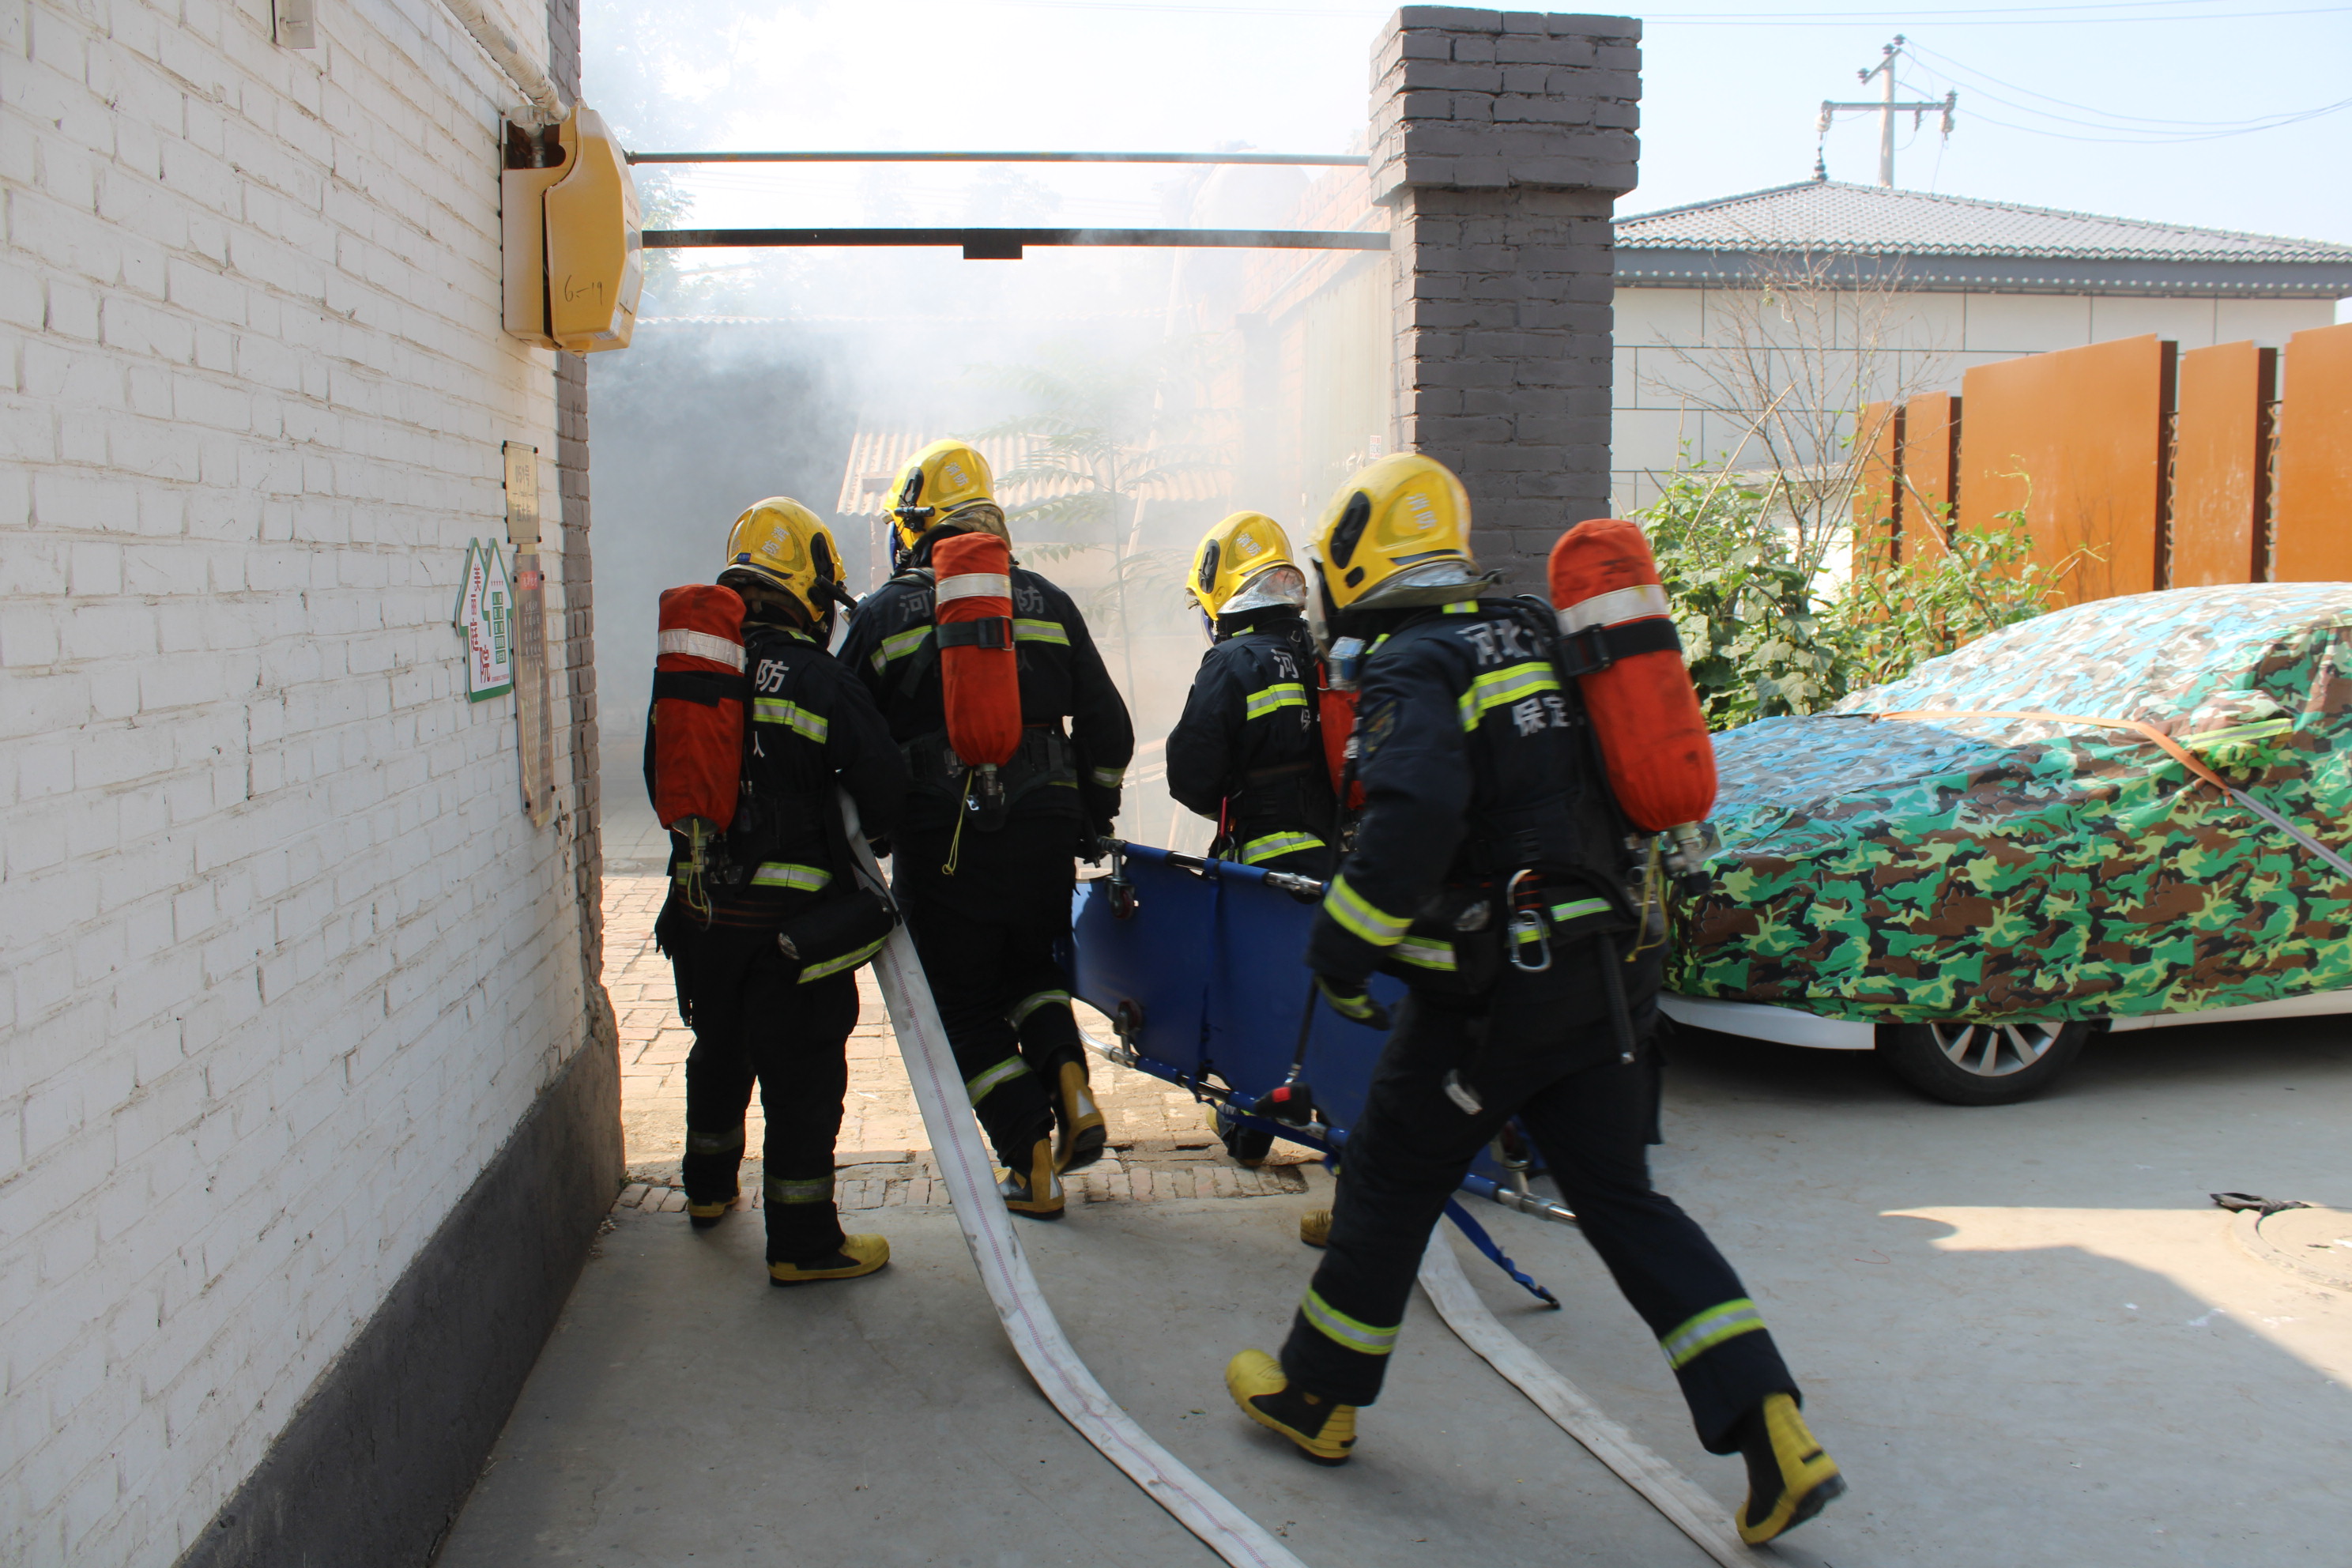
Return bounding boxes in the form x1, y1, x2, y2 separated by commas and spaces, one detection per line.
0, 1, 599, 1562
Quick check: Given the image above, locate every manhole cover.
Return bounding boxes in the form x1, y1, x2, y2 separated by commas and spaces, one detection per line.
2235, 1204, 2352, 1291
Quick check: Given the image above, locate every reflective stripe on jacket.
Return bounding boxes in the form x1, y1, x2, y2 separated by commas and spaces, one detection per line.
1304, 599, 1629, 986
1165, 609, 1336, 862
838, 543, 1134, 835
657, 618, 907, 930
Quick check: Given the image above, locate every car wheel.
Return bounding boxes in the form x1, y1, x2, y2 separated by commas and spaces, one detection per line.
1878, 1020, 2090, 1106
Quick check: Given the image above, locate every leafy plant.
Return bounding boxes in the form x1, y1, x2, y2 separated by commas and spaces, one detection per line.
1837, 471, 2090, 689
1645, 469, 1847, 727
1642, 463, 2079, 729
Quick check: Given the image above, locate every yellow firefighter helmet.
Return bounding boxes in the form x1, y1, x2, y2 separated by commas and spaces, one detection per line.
722, 496, 850, 627
1189, 511, 1304, 619
888, 438, 1008, 564
1310, 453, 1484, 613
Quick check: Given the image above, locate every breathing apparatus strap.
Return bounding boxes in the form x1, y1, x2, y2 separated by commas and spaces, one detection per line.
651, 669, 745, 707
1554, 616, 1683, 678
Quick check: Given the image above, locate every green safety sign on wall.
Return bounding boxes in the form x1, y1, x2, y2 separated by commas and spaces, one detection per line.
455, 538, 516, 703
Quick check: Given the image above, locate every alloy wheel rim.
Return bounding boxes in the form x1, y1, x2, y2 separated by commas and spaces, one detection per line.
1928, 1021, 2060, 1078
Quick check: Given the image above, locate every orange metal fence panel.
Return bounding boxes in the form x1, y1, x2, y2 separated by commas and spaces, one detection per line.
1902, 390, 1961, 558
2273, 321, 2352, 582
1853, 400, 1899, 574
1958, 335, 2172, 605
2169, 341, 2274, 588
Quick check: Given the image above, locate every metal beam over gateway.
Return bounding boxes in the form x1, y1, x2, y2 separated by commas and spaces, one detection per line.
630, 149, 1385, 259
627, 149, 1369, 167
640, 227, 1390, 261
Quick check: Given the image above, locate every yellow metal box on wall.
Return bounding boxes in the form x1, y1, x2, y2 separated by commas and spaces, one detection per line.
501, 105, 642, 352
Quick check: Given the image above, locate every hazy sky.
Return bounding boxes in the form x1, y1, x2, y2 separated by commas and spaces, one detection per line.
587, 0, 2352, 253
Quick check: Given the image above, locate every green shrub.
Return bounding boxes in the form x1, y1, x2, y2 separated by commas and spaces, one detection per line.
1640, 466, 2071, 730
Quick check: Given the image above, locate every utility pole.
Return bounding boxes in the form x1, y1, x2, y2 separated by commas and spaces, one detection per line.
1819, 36, 1956, 188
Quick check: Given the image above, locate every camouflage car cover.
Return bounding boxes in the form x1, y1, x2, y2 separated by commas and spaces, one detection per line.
1669, 584, 2352, 1023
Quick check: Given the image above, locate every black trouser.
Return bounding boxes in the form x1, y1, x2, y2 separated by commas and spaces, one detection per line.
1280, 967, 1796, 1453
894, 814, 1086, 1168
667, 914, 858, 1264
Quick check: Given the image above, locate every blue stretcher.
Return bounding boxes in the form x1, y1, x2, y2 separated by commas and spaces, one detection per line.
1062, 841, 1574, 1301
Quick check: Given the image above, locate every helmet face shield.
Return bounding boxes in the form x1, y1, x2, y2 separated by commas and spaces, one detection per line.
1221, 564, 1306, 617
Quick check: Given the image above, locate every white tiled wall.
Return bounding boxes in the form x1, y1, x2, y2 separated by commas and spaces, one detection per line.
1610, 284, 2338, 511
0, 0, 593, 1561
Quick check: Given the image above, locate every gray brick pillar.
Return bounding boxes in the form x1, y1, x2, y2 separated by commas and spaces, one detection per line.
1371, 7, 1640, 590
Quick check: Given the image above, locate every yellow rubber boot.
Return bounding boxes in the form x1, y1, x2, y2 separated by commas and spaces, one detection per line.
1298, 1208, 1332, 1248
999, 1139, 1065, 1219
1225, 1349, 1355, 1465
1736, 1393, 1846, 1544
1054, 1061, 1106, 1173
687, 1199, 730, 1229
768, 1234, 891, 1286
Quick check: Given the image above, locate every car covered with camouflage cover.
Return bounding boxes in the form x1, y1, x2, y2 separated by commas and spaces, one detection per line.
1667, 584, 2352, 1102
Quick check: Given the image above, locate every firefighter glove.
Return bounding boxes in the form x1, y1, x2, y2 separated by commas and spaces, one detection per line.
1315, 974, 1391, 1031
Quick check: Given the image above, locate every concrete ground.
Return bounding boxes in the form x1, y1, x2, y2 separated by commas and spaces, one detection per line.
446, 821, 2352, 1566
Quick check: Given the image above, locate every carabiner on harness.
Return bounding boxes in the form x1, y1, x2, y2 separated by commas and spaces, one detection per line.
1504, 868, 1552, 972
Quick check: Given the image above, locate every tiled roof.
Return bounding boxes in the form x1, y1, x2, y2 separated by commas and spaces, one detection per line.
1615, 181, 2352, 264
834, 430, 1227, 516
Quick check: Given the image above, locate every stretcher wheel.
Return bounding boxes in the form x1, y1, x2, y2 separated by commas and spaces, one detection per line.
1212, 1102, 1272, 1169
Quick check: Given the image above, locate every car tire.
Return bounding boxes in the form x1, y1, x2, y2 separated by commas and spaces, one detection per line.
1878, 1020, 2091, 1106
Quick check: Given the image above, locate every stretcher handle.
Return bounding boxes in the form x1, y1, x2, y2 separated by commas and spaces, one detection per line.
1107, 839, 1326, 898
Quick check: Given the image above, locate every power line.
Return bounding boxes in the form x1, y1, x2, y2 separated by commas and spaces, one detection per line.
1905, 38, 2345, 123
1945, 101, 2350, 141
1890, 52, 2352, 141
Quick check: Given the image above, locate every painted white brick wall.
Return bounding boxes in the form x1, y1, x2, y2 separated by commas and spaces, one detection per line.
0, 0, 599, 1562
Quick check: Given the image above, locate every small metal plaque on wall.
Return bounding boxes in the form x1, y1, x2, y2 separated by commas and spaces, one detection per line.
505, 442, 556, 827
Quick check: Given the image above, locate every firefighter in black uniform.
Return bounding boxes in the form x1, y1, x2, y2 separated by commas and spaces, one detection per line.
653, 498, 908, 1286
1166, 512, 1337, 878
838, 439, 1135, 1219
1222, 455, 1845, 1547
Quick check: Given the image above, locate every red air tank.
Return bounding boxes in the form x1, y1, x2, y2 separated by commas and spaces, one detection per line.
1547, 519, 1715, 834
932, 532, 1022, 767
651, 584, 748, 829
1316, 677, 1363, 811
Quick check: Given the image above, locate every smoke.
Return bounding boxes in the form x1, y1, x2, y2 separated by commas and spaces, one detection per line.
587, 321, 855, 790
580, 0, 1388, 851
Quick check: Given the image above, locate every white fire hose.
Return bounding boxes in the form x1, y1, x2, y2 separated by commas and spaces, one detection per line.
1416, 1238, 1769, 1568
844, 799, 1307, 1568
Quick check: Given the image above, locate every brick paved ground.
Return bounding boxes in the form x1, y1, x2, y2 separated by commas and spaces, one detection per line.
601, 870, 1314, 1216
